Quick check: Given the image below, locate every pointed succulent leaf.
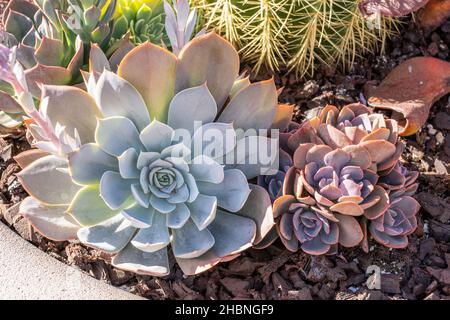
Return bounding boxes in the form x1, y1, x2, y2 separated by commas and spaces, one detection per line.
95, 70, 150, 131
118, 42, 177, 122
112, 245, 169, 276
18, 155, 81, 205
167, 83, 217, 133
219, 79, 277, 132
172, 219, 215, 259
95, 116, 144, 156
68, 185, 119, 226
19, 196, 79, 241
130, 212, 170, 252
69, 143, 118, 185
77, 214, 136, 253
176, 33, 240, 110
42, 85, 101, 144
197, 169, 250, 213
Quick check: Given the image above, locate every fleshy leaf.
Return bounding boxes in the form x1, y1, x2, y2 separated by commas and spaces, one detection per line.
336, 214, 364, 247
95, 70, 150, 131
77, 215, 135, 253
112, 245, 169, 276
218, 79, 277, 132
172, 219, 215, 259
167, 83, 217, 133
42, 85, 101, 144
18, 155, 80, 205
236, 184, 274, 244
69, 143, 118, 185
131, 213, 170, 252
176, 32, 240, 110
19, 197, 79, 241
68, 185, 119, 227
95, 117, 144, 156
197, 169, 250, 213
118, 42, 177, 122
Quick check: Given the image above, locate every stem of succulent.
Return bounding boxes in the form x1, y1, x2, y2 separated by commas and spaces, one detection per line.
18, 93, 62, 152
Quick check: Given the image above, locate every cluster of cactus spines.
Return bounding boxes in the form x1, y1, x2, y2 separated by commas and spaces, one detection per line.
192, 0, 398, 77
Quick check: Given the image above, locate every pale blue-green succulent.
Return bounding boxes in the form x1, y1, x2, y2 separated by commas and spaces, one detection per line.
13, 29, 292, 276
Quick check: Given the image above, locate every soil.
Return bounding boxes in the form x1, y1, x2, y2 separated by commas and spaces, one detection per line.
0, 3, 449, 300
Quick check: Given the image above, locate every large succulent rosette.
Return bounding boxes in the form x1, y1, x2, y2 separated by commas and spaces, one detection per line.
16, 33, 290, 276
260, 103, 420, 253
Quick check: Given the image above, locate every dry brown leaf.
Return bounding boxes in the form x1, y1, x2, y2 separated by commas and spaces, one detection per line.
367, 57, 450, 136
418, 0, 450, 31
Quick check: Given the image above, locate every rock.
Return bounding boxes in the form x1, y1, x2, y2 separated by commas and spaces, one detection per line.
426, 256, 446, 268
366, 290, 385, 300
442, 286, 450, 296
380, 274, 401, 294
272, 272, 292, 294
288, 271, 307, 289
426, 267, 450, 285
326, 267, 347, 283
346, 273, 366, 286
416, 192, 450, 223
424, 292, 441, 300
109, 268, 134, 286
445, 253, 450, 266
317, 283, 335, 300
430, 221, 450, 242
2, 202, 20, 226
307, 256, 332, 283
413, 284, 426, 297
220, 277, 250, 297
434, 159, 448, 174
226, 257, 262, 276
336, 260, 361, 274
413, 267, 432, 286
296, 80, 319, 99
419, 238, 436, 260
434, 112, 450, 130
428, 42, 439, 56
286, 288, 312, 300
12, 218, 33, 242
426, 280, 439, 295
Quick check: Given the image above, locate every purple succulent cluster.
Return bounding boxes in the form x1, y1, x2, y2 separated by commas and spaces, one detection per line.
261, 104, 420, 255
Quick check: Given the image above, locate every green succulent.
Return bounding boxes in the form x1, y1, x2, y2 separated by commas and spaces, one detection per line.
0, 0, 134, 128
192, 0, 399, 77
112, 0, 168, 44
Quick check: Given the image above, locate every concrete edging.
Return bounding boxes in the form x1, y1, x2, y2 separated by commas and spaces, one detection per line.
0, 221, 143, 300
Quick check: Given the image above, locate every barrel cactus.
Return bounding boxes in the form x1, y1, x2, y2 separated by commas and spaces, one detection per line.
192, 0, 398, 77
6, 28, 290, 275
259, 104, 420, 253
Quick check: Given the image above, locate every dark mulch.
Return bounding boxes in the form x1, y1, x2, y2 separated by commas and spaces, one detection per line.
0, 9, 449, 300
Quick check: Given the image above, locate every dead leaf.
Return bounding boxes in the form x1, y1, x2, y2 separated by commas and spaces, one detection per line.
418, 0, 450, 32
359, 0, 431, 18
367, 57, 450, 136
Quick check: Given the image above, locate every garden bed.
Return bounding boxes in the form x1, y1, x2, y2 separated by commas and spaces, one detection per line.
0, 5, 449, 299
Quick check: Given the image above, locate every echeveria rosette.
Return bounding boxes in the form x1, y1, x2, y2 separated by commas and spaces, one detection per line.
257, 149, 292, 202
272, 194, 363, 255
17, 32, 287, 276
368, 164, 420, 249
286, 103, 403, 175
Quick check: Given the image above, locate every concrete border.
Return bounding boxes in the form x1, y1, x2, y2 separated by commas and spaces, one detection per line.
0, 221, 143, 300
